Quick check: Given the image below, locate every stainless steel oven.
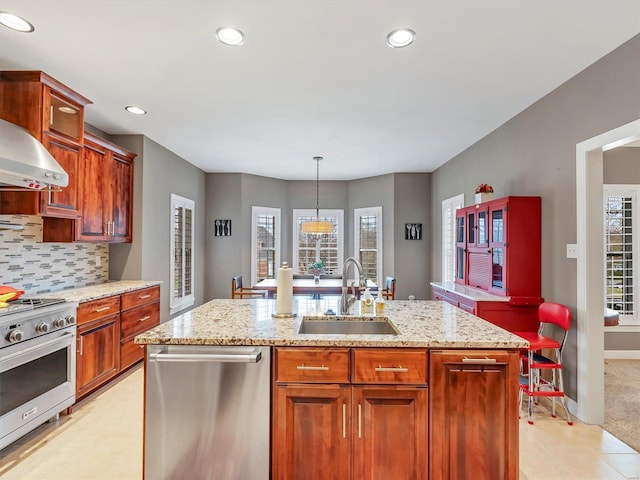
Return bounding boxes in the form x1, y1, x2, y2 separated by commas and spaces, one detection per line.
0, 298, 77, 450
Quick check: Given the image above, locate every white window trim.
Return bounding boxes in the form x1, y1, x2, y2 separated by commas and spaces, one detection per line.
354, 206, 383, 286
604, 185, 639, 325
441, 193, 465, 283
170, 194, 195, 315
251, 206, 281, 285
292, 209, 344, 274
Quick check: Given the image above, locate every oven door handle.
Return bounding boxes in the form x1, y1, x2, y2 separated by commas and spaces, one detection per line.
0, 331, 74, 364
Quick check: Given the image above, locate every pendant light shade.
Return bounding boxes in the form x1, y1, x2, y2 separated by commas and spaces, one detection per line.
301, 156, 333, 234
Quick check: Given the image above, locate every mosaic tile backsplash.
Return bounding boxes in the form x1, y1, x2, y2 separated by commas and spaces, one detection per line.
0, 215, 109, 295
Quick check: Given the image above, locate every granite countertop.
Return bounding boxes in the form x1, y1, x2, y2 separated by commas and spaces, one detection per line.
39, 280, 162, 303
135, 297, 528, 348
430, 281, 510, 302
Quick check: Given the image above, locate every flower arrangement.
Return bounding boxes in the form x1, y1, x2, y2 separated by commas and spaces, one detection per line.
307, 260, 325, 275
475, 183, 494, 194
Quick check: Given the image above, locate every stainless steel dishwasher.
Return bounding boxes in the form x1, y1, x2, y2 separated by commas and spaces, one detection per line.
144, 345, 271, 479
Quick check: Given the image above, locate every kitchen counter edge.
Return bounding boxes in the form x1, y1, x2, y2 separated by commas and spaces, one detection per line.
39, 280, 162, 304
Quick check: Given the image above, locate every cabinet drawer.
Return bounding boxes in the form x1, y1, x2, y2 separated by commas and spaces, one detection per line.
121, 337, 146, 370
121, 285, 160, 311
276, 348, 349, 383
77, 295, 121, 325
120, 301, 160, 340
352, 348, 428, 384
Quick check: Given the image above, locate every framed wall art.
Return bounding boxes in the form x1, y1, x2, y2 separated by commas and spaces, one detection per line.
215, 219, 232, 237
405, 223, 422, 240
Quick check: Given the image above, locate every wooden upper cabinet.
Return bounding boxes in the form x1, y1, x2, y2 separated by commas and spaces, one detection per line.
76, 133, 135, 243
454, 196, 541, 300
0, 71, 91, 218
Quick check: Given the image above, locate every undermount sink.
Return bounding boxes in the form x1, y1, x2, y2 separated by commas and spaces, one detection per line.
298, 315, 399, 335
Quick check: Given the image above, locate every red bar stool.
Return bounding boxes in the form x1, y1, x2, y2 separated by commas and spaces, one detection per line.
513, 302, 573, 425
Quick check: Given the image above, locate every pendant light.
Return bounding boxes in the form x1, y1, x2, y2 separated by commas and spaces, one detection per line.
301, 156, 333, 234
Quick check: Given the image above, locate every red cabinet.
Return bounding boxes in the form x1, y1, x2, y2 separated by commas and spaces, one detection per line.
438, 196, 542, 332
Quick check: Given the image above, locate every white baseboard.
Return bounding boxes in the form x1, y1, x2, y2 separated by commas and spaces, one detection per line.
604, 350, 640, 359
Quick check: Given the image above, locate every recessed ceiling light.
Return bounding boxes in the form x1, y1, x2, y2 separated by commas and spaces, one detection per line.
386, 28, 416, 48
0, 11, 35, 33
125, 105, 147, 115
215, 27, 245, 46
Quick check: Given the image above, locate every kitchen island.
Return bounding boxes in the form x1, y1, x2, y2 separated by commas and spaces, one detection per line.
136, 297, 527, 480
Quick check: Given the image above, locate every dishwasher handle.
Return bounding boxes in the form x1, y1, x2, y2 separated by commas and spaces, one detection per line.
149, 349, 262, 364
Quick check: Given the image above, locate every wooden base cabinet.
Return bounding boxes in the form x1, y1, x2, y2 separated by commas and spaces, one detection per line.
429, 350, 519, 480
273, 347, 428, 480
76, 313, 120, 399
75, 285, 159, 401
352, 386, 427, 480
274, 384, 351, 480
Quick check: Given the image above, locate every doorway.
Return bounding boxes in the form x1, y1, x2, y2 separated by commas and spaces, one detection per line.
576, 118, 640, 424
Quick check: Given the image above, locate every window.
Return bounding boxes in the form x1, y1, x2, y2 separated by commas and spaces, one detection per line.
604, 186, 639, 325
170, 194, 195, 314
354, 206, 382, 285
251, 206, 281, 285
293, 209, 343, 274
441, 194, 465, 283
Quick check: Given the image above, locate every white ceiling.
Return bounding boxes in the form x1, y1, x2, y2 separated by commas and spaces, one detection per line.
1, 1, 639, 180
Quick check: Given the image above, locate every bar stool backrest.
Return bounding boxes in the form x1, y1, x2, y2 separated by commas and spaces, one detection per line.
538, 302, 571, 352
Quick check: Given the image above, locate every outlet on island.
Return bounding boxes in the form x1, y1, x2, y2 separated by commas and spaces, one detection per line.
95, 254, 102, 267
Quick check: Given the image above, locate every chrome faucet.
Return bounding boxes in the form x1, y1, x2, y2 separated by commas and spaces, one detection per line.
340, 257, 366, 315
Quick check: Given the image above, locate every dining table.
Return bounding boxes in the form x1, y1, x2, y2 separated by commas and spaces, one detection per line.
253, 277, 377, 299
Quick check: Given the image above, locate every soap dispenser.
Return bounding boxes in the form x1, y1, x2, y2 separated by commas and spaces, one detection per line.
374, 290, 385, 316
360, 288, 374, 315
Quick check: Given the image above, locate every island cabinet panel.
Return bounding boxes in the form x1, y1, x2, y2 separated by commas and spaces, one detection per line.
275, 347, 350, 383
76, 313, 120, 399
273, 347, 428, 480
273, 384, 351, 480
352, 386, 427, 480
429, 350, 519, 480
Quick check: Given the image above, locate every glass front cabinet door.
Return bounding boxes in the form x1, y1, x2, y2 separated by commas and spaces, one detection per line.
455, 210, 466, 284
489, 201, 507, 293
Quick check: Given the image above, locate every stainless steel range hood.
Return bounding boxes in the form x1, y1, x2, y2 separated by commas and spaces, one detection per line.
0, 118, 69, 190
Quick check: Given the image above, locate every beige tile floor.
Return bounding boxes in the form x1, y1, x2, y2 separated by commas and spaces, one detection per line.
1, 363, 639, 480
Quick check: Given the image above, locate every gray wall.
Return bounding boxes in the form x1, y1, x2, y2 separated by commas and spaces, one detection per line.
430, 33, 640, 400
205, 172, 431, 300
604, 146, 640, 184
394, 173, 431, 299
109, 135, 206, 324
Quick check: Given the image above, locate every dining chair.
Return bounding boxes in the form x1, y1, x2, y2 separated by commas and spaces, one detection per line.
381, 276, 396, 300
231, 275, 267, 299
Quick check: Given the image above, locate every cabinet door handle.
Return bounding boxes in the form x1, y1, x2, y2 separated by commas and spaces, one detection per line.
358, 404, 362, 438
95, 306, 111, 313
139, 315, 151, 322
462, 357, 497, 364
139, 294, 152, 299
296, 364, 329, 371
375, 365, 408, 373
78, 336, 83, 356
342, 403, 347, 438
